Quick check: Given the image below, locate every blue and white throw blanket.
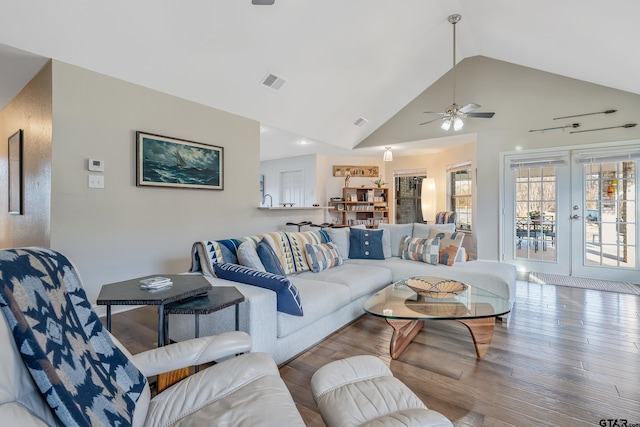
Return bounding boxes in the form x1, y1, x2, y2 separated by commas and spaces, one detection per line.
0, 247, 146, 426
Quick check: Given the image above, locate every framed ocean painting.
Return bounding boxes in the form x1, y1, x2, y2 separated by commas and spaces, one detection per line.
136, 131, 223, 190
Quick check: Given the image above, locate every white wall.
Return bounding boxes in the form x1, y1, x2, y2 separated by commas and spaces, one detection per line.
48, 61, 313, 311
260, 154, 317, 206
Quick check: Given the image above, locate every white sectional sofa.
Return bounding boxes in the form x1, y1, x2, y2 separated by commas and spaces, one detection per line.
169, 223, 516, 365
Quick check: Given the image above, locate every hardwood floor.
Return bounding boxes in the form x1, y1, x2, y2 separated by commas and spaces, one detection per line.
110, 281, 640, 427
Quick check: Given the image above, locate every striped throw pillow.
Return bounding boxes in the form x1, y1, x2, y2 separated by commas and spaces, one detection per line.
213, 263, 303, 316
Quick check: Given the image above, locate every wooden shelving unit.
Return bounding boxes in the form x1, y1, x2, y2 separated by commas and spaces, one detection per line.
328, 187, 389, 227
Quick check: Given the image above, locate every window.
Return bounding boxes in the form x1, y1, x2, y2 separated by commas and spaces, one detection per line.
448, 164, 472, 230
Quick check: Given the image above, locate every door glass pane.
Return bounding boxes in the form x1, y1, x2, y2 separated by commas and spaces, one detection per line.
583, 161, 636, 268
514, 167, 557, 262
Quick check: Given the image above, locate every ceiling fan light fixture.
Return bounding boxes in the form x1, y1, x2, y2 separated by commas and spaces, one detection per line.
453, 117, 464, 131
419, 14, 495, 129
383, 147, 393, 162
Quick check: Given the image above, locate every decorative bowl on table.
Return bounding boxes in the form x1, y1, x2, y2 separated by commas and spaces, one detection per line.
405, 276, 468, 299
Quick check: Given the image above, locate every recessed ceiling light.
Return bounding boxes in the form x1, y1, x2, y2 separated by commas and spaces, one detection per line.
298, 140, 311, 145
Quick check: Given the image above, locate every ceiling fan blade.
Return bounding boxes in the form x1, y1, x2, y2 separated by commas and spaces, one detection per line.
419, 117, 443, 126
423, 111, 445, 115
466, 112, 495, 118
459, 103, 481, 113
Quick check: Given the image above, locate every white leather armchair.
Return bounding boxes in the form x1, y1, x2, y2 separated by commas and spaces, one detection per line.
0, 247, 305, 427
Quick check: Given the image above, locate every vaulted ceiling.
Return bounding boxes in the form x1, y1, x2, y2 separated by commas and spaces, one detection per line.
1, 1, 638, 159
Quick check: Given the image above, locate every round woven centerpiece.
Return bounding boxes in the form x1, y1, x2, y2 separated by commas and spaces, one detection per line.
406, 276, 468, 299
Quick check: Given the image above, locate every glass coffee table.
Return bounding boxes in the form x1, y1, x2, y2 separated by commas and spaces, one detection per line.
363, 277, 511, 359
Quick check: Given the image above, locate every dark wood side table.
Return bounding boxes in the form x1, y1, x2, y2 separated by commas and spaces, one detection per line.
163, 286, 245, 341
163, 286, 245, 372
97, 274, 210, 347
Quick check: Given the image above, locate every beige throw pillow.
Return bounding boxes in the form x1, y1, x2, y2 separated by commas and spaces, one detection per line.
428, 229, 464, 266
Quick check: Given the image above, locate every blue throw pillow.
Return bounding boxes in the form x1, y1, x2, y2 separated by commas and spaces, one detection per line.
256, 239, 286, 276
348, 228, 385, 260
213, 263, 303, 316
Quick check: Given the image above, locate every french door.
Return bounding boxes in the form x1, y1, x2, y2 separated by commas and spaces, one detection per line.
503, 145, 639, 282
571, 150, 638, 280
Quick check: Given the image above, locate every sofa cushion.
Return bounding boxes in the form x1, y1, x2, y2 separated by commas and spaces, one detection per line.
400, 236, 440, 265
378, 223, 414, 257
412, 222, 455, 238
305, 242, 344, 273
256, 239, 286, 275
302, 263, 392, 301
237, 241, 266, 272
277, 278, 352, 338
349, 228, 384, 260
429, 229, 464, 266
213, 263, 303, 316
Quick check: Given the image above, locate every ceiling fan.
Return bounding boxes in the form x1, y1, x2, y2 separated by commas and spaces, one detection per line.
419, 14, 495, 131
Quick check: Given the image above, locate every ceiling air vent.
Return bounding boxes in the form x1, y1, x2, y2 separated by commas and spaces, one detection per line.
261, 73, 286, 91
353, 117, 368, 127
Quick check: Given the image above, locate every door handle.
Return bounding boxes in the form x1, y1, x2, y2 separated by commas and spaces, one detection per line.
570, 214, 581, 220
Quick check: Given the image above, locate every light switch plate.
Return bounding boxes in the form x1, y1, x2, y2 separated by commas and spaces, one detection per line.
88, 175, 104, 188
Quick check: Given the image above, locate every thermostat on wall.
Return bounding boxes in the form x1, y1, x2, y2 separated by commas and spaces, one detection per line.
88, 158, 104, 172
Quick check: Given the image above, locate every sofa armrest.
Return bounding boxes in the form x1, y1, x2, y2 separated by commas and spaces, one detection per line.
169, 275, 280, 361
131, 331, 252, 377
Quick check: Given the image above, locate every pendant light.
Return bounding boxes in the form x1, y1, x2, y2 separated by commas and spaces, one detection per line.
383, 147, 393, 162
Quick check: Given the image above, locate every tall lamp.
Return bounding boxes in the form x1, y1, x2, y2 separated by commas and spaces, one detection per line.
421, 178, 436, 223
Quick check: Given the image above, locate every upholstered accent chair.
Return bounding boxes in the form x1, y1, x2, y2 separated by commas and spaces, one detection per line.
435, 211, 457, 225
0, 247, 304, 426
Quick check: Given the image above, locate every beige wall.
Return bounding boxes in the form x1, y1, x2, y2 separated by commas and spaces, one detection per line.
0, 61, 52, 248
381, 142, 477, 257
47, 61, 299, 308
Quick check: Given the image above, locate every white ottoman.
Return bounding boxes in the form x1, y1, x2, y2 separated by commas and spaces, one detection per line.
311, 355, 453, 427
